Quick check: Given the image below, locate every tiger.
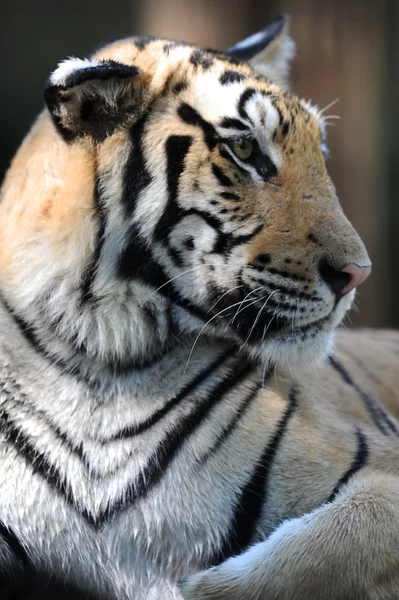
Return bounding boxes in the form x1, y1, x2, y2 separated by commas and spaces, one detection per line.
0, 12, 398, 600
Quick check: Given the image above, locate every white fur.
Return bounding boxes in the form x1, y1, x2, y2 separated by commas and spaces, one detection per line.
50, 57, 103, 87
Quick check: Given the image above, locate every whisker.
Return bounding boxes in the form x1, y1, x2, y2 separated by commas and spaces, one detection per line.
239, 290, 279, 351
208, 284, 244, 312
226, 286, 264, 328
183, 296, 262, 373
140, 263, 226, 307
319, 98, 340, 116
231, 294, 265, 320
261, 314, 276, 344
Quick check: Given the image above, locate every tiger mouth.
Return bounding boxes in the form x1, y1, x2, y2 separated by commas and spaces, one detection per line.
219, 304, 332, 346
283, 314, 331, 341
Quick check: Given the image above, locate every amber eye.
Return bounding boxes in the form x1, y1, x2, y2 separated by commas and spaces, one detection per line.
232, 138, 254, 161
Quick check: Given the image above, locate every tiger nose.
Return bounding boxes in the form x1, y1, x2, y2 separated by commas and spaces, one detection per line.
341, 264, 371, 294
319, 260, 371, 298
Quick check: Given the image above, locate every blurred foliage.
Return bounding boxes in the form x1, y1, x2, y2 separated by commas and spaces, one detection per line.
1, 0, 398, 328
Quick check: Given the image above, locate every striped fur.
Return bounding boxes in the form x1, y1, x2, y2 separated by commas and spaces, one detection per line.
0, 18, 398, 600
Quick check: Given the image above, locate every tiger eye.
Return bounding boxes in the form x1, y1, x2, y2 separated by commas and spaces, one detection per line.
232, 138, 254, 161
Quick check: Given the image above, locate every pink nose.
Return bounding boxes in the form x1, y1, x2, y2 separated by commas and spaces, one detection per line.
340, 264, 371, 295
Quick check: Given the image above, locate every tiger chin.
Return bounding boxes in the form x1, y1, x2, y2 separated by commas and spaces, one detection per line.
1, 13, 399, 600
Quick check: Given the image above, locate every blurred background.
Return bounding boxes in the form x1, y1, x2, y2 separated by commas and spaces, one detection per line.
1, 0, 398, 328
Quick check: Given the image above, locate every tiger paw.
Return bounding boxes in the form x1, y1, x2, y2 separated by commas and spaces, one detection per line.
180, 566, 251, 600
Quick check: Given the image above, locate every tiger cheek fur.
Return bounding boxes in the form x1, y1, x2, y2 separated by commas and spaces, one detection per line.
0, 15, 396, 600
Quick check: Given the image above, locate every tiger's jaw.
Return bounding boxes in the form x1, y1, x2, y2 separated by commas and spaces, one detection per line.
177, 273, 356, 371
203, 299, 351, 370
236, 289, 354, 368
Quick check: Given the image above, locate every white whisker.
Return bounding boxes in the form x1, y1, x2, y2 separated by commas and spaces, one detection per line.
140, 264, 215, 307
208, 284, 244, 312
183, 296, 262, 374
319, 98, 340, 116
226, 286, 264, 328
239, 290, 279, 351
262, 314, 276, 343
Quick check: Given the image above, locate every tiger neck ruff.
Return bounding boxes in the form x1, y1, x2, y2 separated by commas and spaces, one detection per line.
0, 15, 398, 600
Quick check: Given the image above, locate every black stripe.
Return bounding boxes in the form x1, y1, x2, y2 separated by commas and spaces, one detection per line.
210, 386, 298, 565
1, 295, 170, 386
213, 223, 263, 256
172, 80, 188, 94
267, 267, 309, 283
80, 177, 107, 304
0, 522, 30, 569
219, 117, 249, 131
251, 149, 278, 182
0, 355, 250, 529
219, 71, 247, 86
200, 378, 266, 464
156, 198, 259, 259
248, 278, 320, 303
0, 296, 86, 384
281, 121, 290, 137
190, 49, 214, 69
0, 297, 45, 358
205, 49, 242, 67
329, 356, 399, 436
220, 192, 240, 201
117, 223, 167, 285
229, 224, 263, 247
98, 359, 255, 525
163, 41, 190, 55
237, 88, 256, 123
119, 215, 224, 308
0, 377, 89, 472
273, 103, 285, 128
122, 110, 153, 216
184, 207, 223, 233
134, 35, 157, 50
103, 351, 230, 441
0, 409, 85, 523
0, 404, 114, 529
177, 103, 218, 150
154, 135, 193, 244
327, 428, 369, 503
211, 163, 233, 187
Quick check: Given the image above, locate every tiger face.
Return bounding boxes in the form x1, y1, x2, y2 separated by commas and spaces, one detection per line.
0, 17, 371, 373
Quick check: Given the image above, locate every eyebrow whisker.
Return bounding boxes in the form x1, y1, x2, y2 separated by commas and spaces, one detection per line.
319, 98, 340, 116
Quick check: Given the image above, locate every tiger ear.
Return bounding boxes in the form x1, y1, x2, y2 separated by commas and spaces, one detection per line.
43, 58, 145, 142
226, 15, 295, 89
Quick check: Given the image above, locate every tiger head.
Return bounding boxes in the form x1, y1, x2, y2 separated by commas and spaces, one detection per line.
0, 16, 371, 377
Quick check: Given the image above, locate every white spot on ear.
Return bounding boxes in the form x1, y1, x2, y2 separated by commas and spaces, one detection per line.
50, 57, 102, 87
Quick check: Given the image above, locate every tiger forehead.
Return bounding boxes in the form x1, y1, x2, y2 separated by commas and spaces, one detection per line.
93, 35, 254, 77
93, 35, 322, 136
